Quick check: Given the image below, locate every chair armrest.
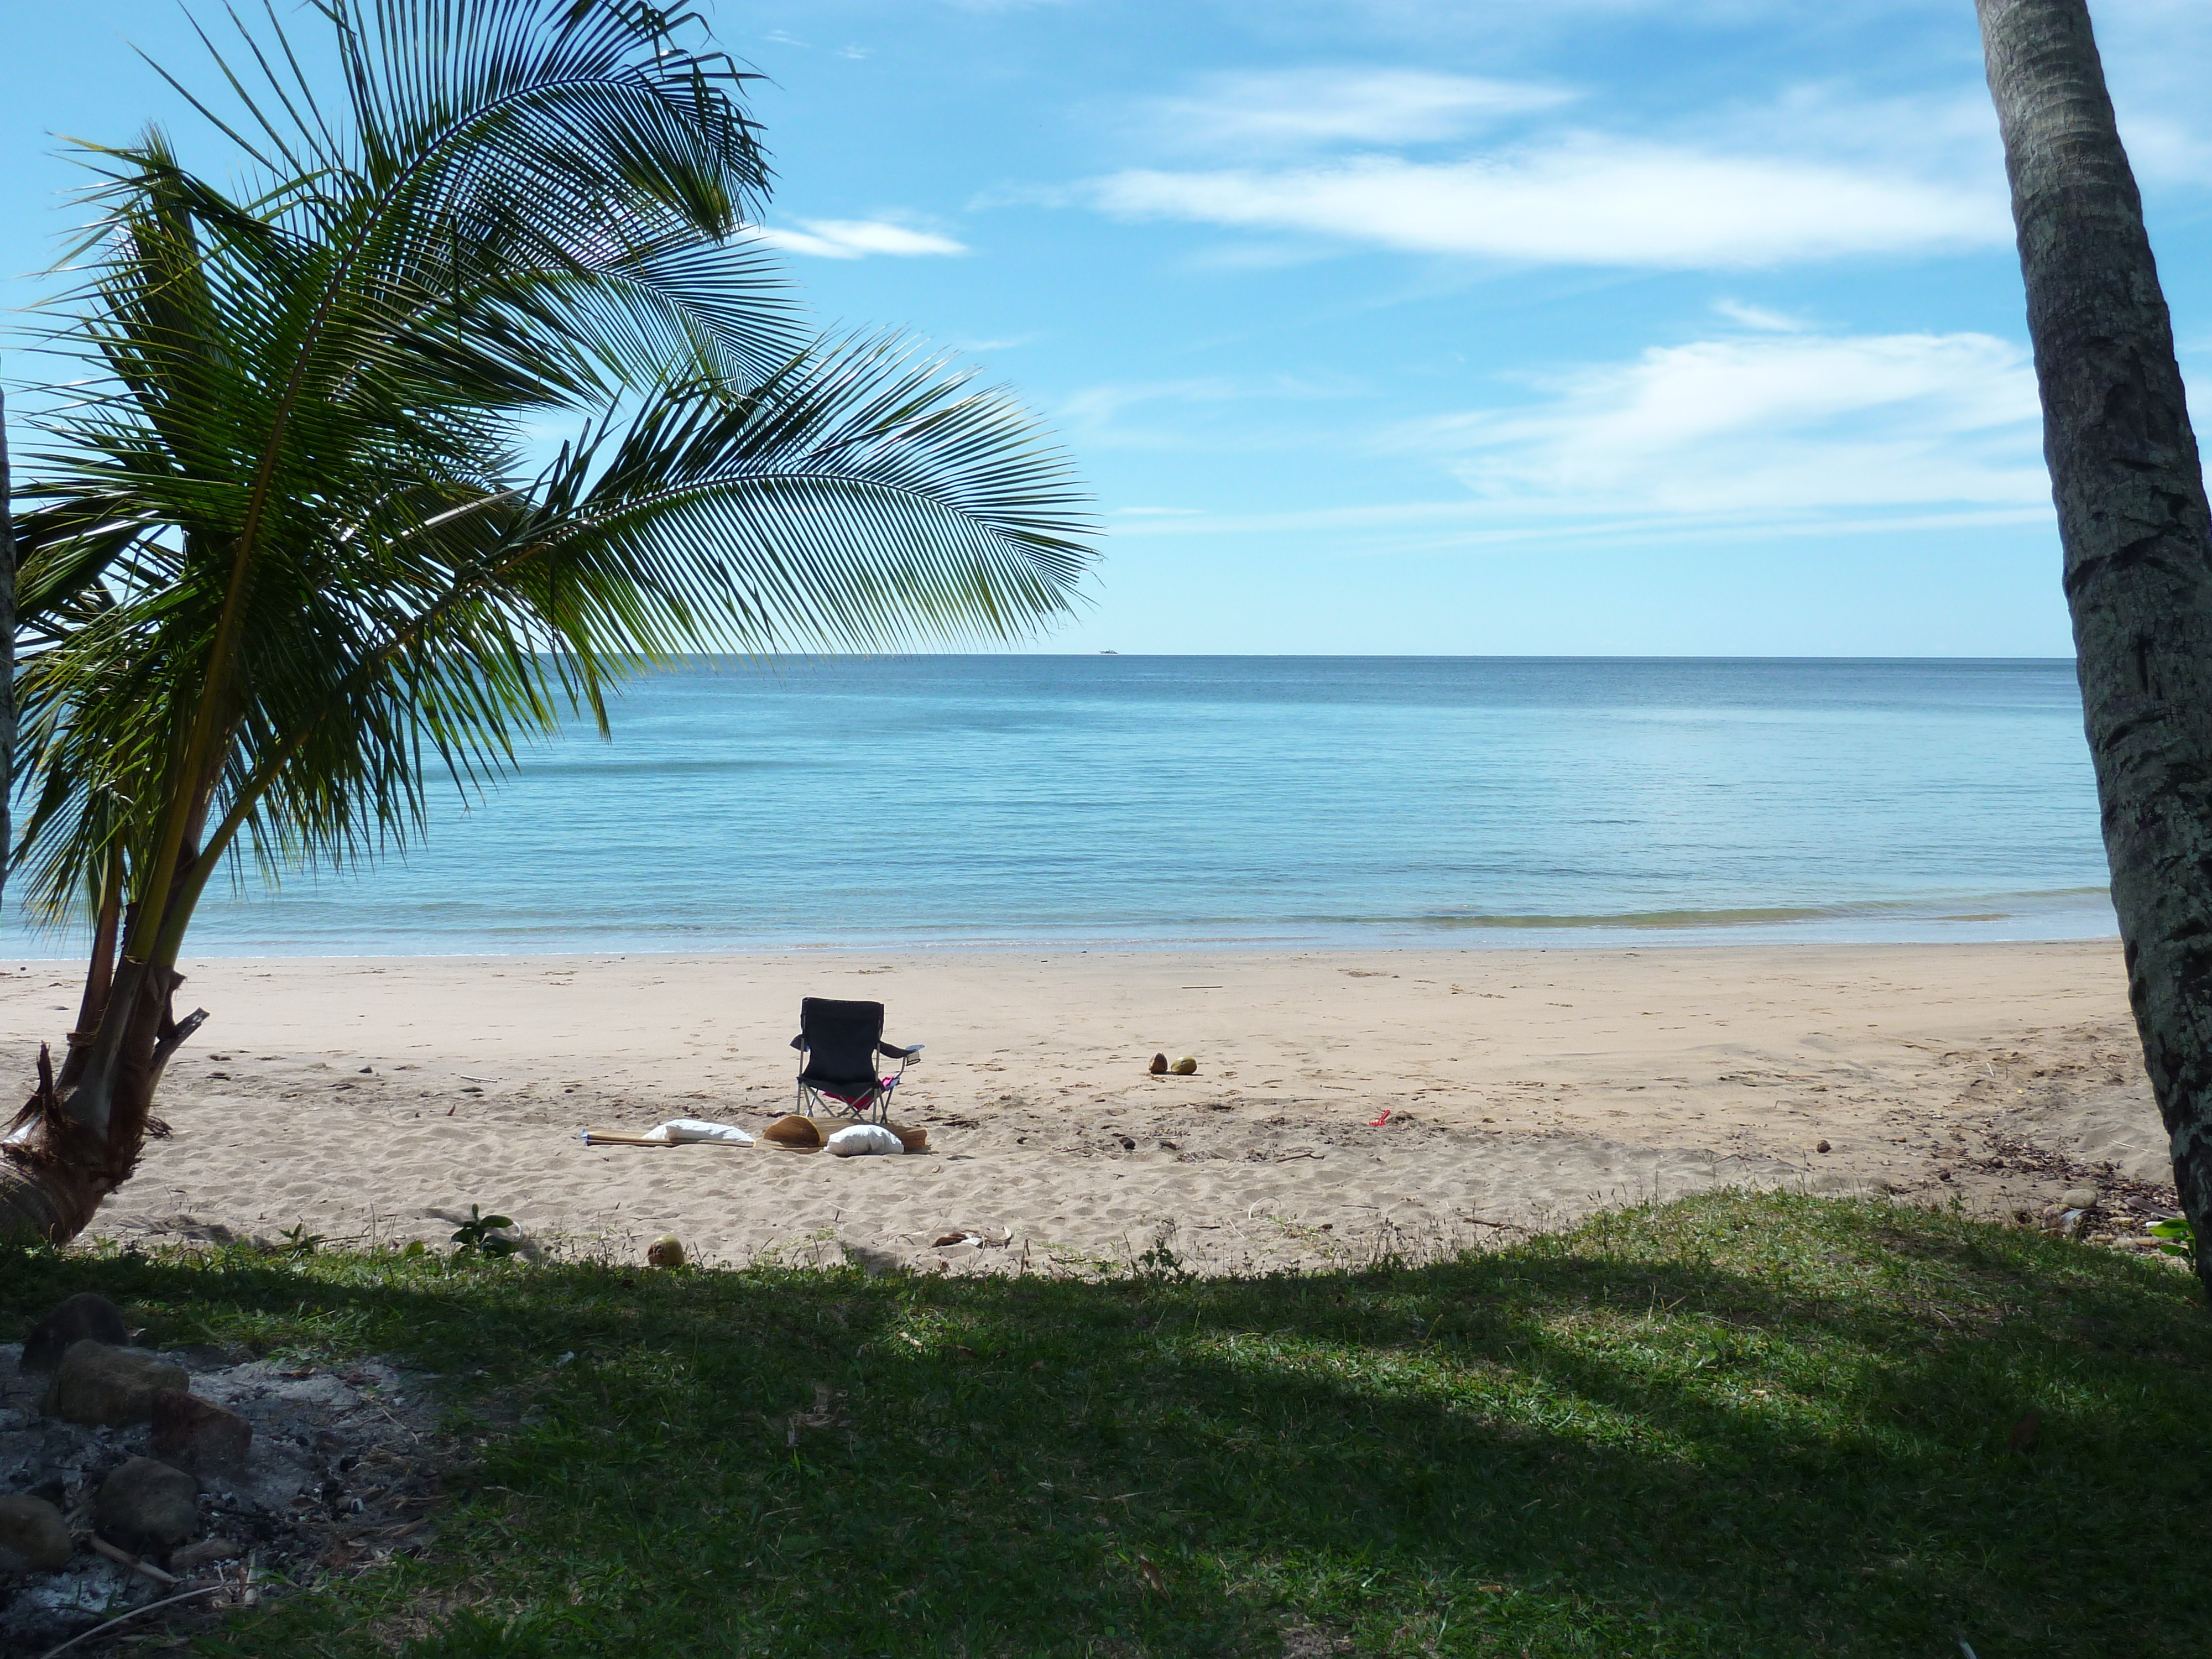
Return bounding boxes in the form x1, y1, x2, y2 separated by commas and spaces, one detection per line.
877, 1041, 922, 1060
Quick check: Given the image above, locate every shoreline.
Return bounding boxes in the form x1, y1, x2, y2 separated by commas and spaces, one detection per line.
0, 940, 2170, 1273
0, 920, 2127, 966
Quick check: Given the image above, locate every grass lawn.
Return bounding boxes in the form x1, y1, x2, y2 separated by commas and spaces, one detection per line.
3, 1191, 2204, 1657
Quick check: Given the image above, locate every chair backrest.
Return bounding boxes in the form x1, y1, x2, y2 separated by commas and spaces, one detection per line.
799, 998, 885, 1082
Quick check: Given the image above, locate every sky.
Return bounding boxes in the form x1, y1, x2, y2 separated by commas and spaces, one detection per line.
3, 1, 2210, 655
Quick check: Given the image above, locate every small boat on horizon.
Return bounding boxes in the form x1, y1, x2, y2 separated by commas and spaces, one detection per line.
1098, 649, 1119, 655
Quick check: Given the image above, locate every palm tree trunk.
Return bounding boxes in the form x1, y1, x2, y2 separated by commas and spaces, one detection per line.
0, 958, 197, 1244
1, 390, 13, 896
1978, 0, 2212, 1295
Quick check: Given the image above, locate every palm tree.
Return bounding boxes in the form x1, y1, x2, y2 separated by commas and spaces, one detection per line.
0, 0, 1095, 1244
1977, 0, 2212, 1294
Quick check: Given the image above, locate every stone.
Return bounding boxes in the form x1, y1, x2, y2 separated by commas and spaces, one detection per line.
0, 1494, 74, 1573
150, 1387, 254, 1473
1815, 1140, 1832, 1154
1170, 1056, 1197, 1076
20, 1292, 129, 1374
95, 1458, 200, 1554
43, 1340, 191, 1427
2060, 1185, 2100, 1209
646, 1235, 686, 1269
1148, 1053, 1168, 1074
170, 1536, 244, 1573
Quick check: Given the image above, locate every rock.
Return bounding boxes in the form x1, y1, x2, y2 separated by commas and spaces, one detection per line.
1148, 1053, 1168, 1075
96, 1457, 200, 1554
1170, 1056, 1197, 1076
2060, 1185, 2100, 1210
150, 1387, 254, 1472
764, 1114, 822, 1149
20, 1292, 129, 1374
646, 1235, 686, 1269
1815, 1140, 1831, 1154
44, 1340, 191, 1426
170, 1536, 244, 1573
0, 1494, 74, 1573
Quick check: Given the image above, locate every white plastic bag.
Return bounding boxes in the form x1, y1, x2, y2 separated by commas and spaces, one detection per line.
825, 1123, 905, 1157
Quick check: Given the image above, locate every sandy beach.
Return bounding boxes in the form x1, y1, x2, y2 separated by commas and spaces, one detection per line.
0, 940, 2172, 1273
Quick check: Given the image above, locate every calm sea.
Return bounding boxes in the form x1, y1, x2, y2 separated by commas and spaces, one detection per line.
7, 656, 2117, 957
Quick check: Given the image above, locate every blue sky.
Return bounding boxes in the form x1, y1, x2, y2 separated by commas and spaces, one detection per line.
4, 1, 2210, 654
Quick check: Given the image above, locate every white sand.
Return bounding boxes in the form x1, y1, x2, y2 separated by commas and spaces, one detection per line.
0, 941, 2170, 1273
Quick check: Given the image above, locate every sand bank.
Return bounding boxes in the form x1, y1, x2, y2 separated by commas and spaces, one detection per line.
0, 941, 2172, 1273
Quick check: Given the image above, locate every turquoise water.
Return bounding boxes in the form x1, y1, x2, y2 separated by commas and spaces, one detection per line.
7, 656, 2116, 956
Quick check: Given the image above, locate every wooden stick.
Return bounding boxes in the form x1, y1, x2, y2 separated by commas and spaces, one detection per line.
34, 1585, 225, 1659
88, 1534, 180, 1586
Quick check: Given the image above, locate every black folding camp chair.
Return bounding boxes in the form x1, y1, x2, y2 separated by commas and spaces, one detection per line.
791, 998, 922, 1123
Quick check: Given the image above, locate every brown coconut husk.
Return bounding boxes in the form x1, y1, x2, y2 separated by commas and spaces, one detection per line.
763, 1114, 823, 1149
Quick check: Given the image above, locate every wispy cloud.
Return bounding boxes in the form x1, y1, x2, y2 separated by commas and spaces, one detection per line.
1142, 69, 1573, 154
1055, 374, 1369, 448
1094, 137, 2006, 268
1713, 298, 1810, 332
1404, 330, 2046, 517
754, 220, 969, 260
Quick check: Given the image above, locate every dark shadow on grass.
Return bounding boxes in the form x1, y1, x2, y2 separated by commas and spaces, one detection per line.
4, 1192, 2207, 1658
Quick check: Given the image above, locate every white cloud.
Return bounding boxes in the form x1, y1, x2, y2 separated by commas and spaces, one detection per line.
1407, 331, 2047, 517
754, 220, 969, 260
1144, 69, 1572, 153
1094, 137, 2007, 268
1713, 299, 1809, 332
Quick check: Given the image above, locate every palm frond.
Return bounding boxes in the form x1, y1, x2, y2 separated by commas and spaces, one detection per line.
9, 0, 1100, 955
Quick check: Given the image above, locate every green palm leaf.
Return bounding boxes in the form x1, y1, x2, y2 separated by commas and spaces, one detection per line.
11, 0, 1097, 987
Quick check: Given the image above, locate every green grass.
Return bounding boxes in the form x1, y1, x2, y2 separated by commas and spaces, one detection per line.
5, 1192, 2205, 1657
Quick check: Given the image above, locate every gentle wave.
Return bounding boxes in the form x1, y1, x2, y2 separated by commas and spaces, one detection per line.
1387, 890, 2114, 932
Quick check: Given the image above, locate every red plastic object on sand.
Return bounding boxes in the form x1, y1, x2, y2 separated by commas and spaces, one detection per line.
1368, 1108, 1392, 1128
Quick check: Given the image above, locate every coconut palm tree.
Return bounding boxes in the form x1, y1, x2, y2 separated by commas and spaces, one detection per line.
0, 0, 1095, 1243
1977, 0, 2212, 1293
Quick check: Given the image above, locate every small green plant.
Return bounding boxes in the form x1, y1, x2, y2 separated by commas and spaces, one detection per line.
276, 1222, 322, 1258
2147, 1214, 2197, 1259
1133, 1228, 1185, 1279
451, 1206, 519, 1259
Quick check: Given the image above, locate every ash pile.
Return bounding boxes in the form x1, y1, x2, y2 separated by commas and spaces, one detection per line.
1, 1293, 444, 1653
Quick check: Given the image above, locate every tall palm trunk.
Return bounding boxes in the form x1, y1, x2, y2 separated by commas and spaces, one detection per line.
1, 392, 12, 885
1978, 0, 2212, 1295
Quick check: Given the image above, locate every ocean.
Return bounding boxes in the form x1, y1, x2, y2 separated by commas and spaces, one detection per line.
6, 656, 2116, 957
